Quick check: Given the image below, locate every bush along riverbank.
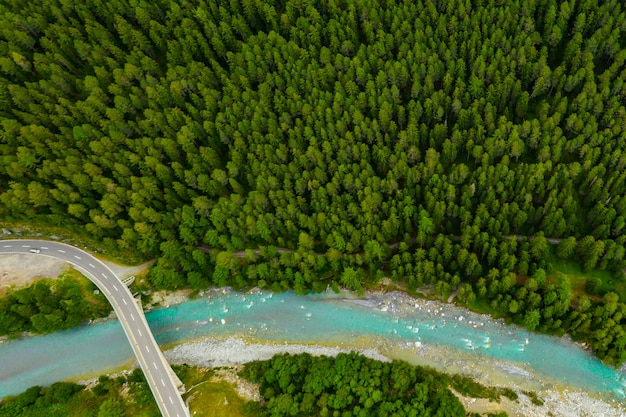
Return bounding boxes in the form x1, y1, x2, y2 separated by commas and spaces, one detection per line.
239, 351, 520, 417
0, 269, 111, 337
0, 352, 546, 417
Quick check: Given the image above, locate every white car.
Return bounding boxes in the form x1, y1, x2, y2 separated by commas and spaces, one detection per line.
29, 248, 41, 254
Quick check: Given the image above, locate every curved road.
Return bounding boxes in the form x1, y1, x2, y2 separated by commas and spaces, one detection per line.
0, 240, 190, 417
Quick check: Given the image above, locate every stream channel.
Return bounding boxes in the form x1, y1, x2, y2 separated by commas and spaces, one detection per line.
1, 289, 625, 401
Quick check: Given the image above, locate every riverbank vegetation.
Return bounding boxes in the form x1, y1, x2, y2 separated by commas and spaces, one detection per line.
0, 269, 111, 337
2, 356, 523, 417
0, 365, 210, 417
241, 352, 518, 416
1, 0, 626, 364
0, 367, 161, 417
452, 247, 626, 365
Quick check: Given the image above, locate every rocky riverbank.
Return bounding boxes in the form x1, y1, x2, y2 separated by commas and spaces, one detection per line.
163, 336, 625, 417
156, 287, 626, 417
164, 336, 390, 367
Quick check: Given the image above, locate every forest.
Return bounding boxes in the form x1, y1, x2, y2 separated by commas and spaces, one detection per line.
240, 352, 520, 417
1, 0, 626, 363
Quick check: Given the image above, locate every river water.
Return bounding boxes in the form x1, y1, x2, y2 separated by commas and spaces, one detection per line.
1, 289, 625, 401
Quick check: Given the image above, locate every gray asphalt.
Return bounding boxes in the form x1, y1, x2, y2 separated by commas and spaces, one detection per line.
0, 239, 190, 417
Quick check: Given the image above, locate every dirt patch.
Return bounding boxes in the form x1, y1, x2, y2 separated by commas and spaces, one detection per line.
453, 389, 517, 416
0, 254, 69, 294
0, 254, 153, 296
100, 259, 154, 280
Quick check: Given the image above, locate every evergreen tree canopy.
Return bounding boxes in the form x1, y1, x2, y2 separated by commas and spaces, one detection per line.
2, 0, 626, 363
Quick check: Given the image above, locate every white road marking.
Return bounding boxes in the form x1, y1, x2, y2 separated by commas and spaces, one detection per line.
131, 314, 135, 321
89, 263, 95, 268
169, 396, 173, 405
41, 246, 48, 249
58, 249, 65, 253
138, 329, 142, 336
3, 245, 12, 248
153, 361, 158, 370
74, 255, 81, 260
101, 273, 107, 279
145, 345, 150, 353
123, 298, 127, 305
161, 378, 165, 387
22, 245, 31, 248
113, 285, 119, 291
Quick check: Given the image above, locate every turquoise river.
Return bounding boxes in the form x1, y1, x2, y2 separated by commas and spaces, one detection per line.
0, 289, 625, 400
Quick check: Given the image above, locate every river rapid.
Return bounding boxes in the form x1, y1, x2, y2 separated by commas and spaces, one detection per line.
1, 288, 625, 407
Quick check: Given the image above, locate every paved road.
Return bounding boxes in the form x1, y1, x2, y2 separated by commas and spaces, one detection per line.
0, 239, 190, 417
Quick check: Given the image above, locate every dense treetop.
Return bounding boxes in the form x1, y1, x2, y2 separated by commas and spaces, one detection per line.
1, 0, 626, 363
0, 270, 111, 336
241, 352, 467, 417
0, 368, 162, 417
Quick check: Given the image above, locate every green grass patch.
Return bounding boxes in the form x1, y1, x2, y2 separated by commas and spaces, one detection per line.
176, 365, 251, 417
548, 258, 615, 285
186, 381, 247, 417
465, 298, 500, 316
547, 257, 626, 301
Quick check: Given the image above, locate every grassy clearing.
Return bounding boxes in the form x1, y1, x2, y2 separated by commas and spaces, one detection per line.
466, 298, 499, 316
547, 258, 615, 285
186, 381, 247, 417
547, 257, 626, 301
174, 366, 250, 417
